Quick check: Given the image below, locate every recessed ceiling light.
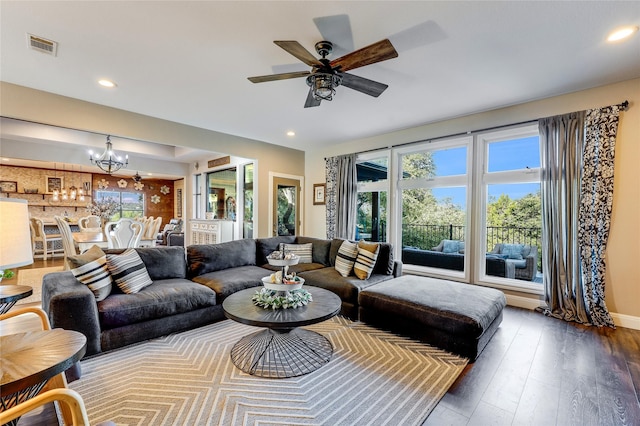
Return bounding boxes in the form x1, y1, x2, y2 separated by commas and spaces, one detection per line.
98, 79, 117, 88
607, 26, 638, 42
286, 131, 296, 137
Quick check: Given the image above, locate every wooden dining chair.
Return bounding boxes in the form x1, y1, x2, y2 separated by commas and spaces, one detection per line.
104, 218, 143, 249
54, 216, 78, 270
29, 217, 63, 261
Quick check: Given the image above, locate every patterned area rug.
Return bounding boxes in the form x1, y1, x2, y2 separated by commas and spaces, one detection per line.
15, 266, 64, 307
71, 316, 468, 426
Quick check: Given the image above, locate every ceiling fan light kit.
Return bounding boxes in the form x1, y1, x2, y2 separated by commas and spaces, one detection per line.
248, 37, 398, 108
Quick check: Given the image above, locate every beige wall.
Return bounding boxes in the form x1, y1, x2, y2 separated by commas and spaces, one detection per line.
0, 82, 305, 238
305, 78, 640, 322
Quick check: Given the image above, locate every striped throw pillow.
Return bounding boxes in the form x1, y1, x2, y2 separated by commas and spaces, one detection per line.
354, 241, 380, 280
279, 243, 313, 263
106, 249, 153, 294
335, 240, 358, 277
70, 247, 113, 301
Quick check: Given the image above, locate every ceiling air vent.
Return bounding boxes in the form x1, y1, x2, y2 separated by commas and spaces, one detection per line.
27, 33, 58, 56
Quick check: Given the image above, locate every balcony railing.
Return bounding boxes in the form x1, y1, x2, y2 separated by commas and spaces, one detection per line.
402, 223, 542, 272
402, 224, 540, 249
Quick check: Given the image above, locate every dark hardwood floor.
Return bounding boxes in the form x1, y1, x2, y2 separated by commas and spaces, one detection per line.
4, 258, 640, 425
425, 305, 640, 425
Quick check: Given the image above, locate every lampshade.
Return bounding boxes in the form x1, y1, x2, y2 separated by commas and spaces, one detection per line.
0, 198, 34, 269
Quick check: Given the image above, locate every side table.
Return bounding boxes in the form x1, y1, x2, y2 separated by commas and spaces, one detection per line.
0, 285, 33, 314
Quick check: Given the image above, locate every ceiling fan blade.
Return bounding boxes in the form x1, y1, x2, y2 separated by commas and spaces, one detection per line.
274, 41, 322, 67
340, 73, 389, 97
313, 14, 354, 56
330, 39, 398, 72
304, 87, 321, 108
248, 71, 310, 83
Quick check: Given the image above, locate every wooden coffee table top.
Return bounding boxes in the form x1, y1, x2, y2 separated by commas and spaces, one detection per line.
0, 329, 87, 397
223, 287, 341, 329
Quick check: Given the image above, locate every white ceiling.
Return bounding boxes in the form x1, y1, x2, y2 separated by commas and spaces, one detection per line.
1, 1, 639, 152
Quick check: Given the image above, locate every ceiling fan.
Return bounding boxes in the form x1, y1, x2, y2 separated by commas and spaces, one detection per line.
248, 39, 398, 108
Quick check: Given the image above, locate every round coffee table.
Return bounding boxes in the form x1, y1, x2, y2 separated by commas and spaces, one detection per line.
0, 285, 33, 314
222, 286, 341, 378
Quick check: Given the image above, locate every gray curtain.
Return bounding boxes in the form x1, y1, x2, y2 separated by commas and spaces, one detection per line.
539, 106, 620, 328
325, 154, 357, 240
539, 111, 588, 324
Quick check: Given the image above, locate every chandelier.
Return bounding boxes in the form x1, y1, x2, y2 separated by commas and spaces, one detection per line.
306, 73, 342, 101
89, 135, 128, 174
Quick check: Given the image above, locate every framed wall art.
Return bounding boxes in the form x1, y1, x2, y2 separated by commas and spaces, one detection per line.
0, 181, 17, 193
313, 183, 326, 205
45, 176, 63, 194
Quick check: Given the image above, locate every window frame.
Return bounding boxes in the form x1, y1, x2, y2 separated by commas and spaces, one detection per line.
473, 123, 542, 293
356, 150, 391, 242
393, 136, 473, 280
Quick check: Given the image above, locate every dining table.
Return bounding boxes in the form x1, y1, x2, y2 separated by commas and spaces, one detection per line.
72, 231, 156, 253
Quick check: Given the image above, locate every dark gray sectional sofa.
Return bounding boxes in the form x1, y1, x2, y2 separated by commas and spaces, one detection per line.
43, 236, 400, 357
43, 235, 505, 361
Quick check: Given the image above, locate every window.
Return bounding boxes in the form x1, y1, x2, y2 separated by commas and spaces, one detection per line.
396, 137, 471, 276
194, 174, 202, 219
206, 168, 236, 220
387, 124, 542, 291
242, 163, 254, 238
476, 125, 542, 289
356, 152, 390, 242
95, 190, 144, 220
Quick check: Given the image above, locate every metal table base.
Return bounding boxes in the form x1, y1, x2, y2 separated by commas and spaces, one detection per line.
230, 327, 333, 378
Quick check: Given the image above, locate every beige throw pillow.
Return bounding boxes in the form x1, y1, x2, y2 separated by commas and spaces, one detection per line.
68, 245, 113, 301
354, 241, 380, 280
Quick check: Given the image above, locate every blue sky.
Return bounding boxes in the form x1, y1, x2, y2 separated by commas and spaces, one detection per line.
430, 136, 540, 208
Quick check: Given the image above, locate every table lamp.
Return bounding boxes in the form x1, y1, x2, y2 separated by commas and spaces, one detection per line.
0, 198, 34, 281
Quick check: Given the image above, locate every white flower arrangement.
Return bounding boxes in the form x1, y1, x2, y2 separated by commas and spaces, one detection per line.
86, 198, 119, 221
252, 288, 312, 310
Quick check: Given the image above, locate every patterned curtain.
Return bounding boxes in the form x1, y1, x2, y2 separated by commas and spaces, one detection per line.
539, 105, 621, 328
577, 106, 621, 328
325, 154, 357, 240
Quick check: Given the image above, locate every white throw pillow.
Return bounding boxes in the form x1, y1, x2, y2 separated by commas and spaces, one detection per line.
279, 243, 313, 263
106, 249, 153, 294
335, 240, 358, 277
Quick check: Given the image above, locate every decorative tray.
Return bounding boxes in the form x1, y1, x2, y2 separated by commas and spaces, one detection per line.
261, 276, 304, 291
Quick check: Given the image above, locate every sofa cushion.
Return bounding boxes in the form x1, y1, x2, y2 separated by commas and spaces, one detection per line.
359, 275, 506, 338
295, 236, 331, 266
443, 239, 461, 253
280, 243, 313, 263
106, 249, 153, 294
300, 267, 393, 305
335, 240, 358, 277
69, 245, 112, 301
98, 279, 217, 329
190, 265, 266, 301
255, 236, 296, 265
261, 262, 326, 274
187, 239, 257, 277
354, 241, 380, 280
502, 243, 524, 260
135, 246, 186, 280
